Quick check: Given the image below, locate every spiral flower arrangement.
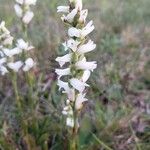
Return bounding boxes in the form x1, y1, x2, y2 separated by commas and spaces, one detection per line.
56, 0, 97, 132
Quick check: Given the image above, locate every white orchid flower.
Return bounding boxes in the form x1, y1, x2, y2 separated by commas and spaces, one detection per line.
14, 4, 23, 18
22, 11, 34, 24
77, 40, 96, 54
55, 53, 72, 67
70, 78, 89, 92
23, 58, 35, 71
62, 8, 78, 23
75, 57, 97, 71
7, 61, 23, 72
57, 6, 69, 13
75, 93, 88, 110
55, 68, 71, 79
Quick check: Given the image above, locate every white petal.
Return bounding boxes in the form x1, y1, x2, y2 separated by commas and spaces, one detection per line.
23, 58, 34, 71
79, 9, 88, 23
16, 0, 23, 5
3, 48, 22, 57
77, 40, 96, 54
81, 20, 95, 37
67, 39, 80, 52
3, 36, 13, 46
70, 78, 89, 92
57, 79, 70, 92
55, 53, 72, 67
14, 4, 23, 18
68, 27, 80, 37
7, 61, 23, 72
16, 39, 28, 50
0, 66, 8, 75
22, 11, 34, 24
25, 0, 37, 5
57, 6, 69, 13
65, 8, 78, 23
75, 58, 97, 71
75, 0, 83, 11
0, 21, 10, 35
81, 70, 91, 82
66, 117, 74, 128
16, 39, 33, 51
55, 68, 70, 78
0, 58, 6, 65
75, 93, 88, 110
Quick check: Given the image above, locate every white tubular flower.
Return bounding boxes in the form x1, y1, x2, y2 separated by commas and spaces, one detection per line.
23, 58, 35, 71
22, 11, 34, 24
3, 36, 14, 46
55, 68, 70, 79
66, 117, 74, 128
0, 58, 7, 65
7, 61, 23, 72
0, 66, 8, 75
0, 21, 13, 46
16, 0, 23, 5
80, 20, 95, 37
55, 53, 72, 67
67, 39, 80, 52
57, 79, 70, 92
75, 0, 83, 11
0, 58, 7, 75
75, 93, 88, 110
62, 8, 78, 23
79, 9, 88, 23
75, 57, 97, 71
70, 78, 89, 93
14, 0, 36, 24
68, 27, 80, 37
25, 0, 37, 5
81, 70, 91, 82
0, 21, 9, 35
56, 0, 97, 129
77, 40, 96, 54
57, 6, 70, 13
16, 39, 34, 51
3, 48, 22, 57
14, 4, 23, 18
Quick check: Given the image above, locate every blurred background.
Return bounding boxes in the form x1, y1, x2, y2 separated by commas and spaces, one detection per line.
0, 0, 150, 149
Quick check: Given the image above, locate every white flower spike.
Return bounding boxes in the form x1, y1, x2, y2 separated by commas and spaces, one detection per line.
56, 0, 97, 129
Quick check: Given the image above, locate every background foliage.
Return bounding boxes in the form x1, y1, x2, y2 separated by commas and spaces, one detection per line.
0, 0, 150, 149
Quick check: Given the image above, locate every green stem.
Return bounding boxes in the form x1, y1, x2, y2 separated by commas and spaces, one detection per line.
11, 72, 21, 109
70, 131, 78, 150
69, 92, 79, 150
22, 22, 34, 110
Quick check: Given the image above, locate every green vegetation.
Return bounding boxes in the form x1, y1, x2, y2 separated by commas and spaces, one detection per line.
0, 0, 150, 149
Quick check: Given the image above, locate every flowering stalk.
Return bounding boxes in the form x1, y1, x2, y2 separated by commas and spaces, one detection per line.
56, 0, 97, 148
0, 21, 35, 108
14, 0, 37, 107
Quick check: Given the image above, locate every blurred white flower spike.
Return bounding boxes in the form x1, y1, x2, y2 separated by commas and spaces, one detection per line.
55, 0, 97, 131
14, 0, 37, 24
0, 21, 35, 75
